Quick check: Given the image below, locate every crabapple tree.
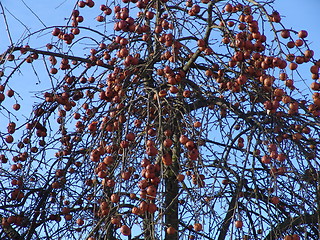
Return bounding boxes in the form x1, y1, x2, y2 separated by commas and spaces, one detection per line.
0, 0, 320, 239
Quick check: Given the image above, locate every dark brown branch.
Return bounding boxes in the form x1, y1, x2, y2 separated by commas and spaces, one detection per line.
2, 47, 114, 70
264, 212, 319, 240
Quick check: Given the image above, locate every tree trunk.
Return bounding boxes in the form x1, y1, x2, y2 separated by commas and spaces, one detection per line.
164, 135, 180, 240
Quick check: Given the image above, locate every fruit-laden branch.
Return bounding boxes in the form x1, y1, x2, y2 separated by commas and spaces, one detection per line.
0, 214, 22, 240
182, 2, 214, 73
85, 203, 137, 240
0, 47, 114, 70
179, 220, 214, 240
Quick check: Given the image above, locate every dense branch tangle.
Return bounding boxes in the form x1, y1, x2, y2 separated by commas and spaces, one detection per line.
0, 0, 320, 240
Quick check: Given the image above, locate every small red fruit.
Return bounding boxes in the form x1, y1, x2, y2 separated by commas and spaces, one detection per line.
235, 220, 243, 228
166, 226, 176, 235
120, 225, 131, 236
